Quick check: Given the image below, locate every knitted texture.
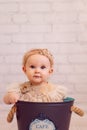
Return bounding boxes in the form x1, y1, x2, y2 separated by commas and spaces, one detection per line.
7, 104, 17, 123
71, 106, 84, 116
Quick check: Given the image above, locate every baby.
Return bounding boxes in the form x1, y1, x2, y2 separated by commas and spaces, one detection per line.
3, 49, 67, 104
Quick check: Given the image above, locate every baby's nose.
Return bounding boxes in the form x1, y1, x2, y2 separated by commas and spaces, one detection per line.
35, 68, 40, 73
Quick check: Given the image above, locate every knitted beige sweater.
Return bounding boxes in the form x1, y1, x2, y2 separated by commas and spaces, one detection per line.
7, 81, 67, 102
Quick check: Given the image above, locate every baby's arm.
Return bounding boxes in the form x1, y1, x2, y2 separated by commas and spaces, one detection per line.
3, 83, 20, 104
3, 92, 19, 104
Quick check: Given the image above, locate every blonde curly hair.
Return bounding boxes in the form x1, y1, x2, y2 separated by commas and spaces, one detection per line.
22, 49, 54, 67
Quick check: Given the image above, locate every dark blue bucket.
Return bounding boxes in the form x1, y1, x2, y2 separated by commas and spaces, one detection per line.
16, 97, 74, 130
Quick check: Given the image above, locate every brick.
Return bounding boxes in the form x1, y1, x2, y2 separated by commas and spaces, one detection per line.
66, 44, 87, 54
56, 64, 75, 74
0, 3, 18, 13
0, 35, 11, 43
67, 74, 87, 84
68, 54, 87, 63
0, 64, 10, 74
52, 2, 76, 12
0, 25, 19, 34
44, 33, 76, 42
12, 14, 28, 24
13, 33, 44, 43
0, 56, 5, 63
28, 13, 45, 24
74, 65, 87, 74
79, 13, 87, 22
0, 44, 26, 54
20, 25, 52, 33
78, 32, 87, 42
4, 55, 22, 64
55, 54, 69, 64
76, 1, 87, 12
44, 13, 77, 24
8, 64, 22, 74
71, 93, 87, 103
53, 24, 79, 33
0, 14, 11, 24
20, 3, 51, 13
4, 74, 25, 83
75, 84, 87, 93
50, 74, 67, 83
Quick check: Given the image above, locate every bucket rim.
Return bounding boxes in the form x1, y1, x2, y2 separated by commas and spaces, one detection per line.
17, 97, 74, 105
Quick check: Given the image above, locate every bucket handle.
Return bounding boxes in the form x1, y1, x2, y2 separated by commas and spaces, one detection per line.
71, 106, 84, 116
7, 104, 84, 123
7, 104, 17, 123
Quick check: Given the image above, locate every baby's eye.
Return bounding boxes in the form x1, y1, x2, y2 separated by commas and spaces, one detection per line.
30, 65, 35, 69
41, 66, 46, 69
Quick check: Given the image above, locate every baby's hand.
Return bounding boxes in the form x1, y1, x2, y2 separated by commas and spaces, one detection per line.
3, 92, 19, 104
8, 93, 19, 104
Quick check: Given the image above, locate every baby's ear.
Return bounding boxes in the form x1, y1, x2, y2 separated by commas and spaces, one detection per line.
22, 66, 26, 73
49, 68, 53, 74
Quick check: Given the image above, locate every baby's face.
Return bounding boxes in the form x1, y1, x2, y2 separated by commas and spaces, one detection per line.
23, 54, 53, 85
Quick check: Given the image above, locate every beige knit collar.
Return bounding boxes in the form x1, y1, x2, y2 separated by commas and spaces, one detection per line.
20, 81, 54, 94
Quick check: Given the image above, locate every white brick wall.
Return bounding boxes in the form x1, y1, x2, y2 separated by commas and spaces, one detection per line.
0, 0, 87, 112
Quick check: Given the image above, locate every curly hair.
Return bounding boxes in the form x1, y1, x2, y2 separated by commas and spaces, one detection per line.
22, 49, 54, 67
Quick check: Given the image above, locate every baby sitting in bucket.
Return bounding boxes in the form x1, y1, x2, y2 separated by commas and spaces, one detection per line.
3, 49, 84, 123
3, 48, 67, 104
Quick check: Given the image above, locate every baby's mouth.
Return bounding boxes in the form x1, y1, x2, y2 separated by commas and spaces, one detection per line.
33, 75, 41, 78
